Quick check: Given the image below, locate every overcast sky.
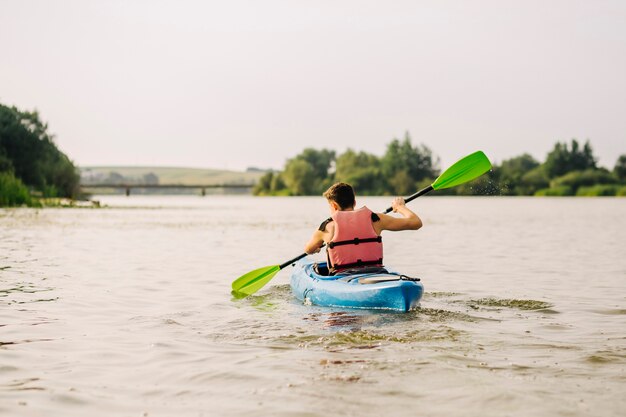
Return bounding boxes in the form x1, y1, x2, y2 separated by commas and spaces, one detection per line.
1, 0, 624, 170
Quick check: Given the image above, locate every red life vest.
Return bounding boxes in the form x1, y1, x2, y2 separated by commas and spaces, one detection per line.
326, 206, 383, 274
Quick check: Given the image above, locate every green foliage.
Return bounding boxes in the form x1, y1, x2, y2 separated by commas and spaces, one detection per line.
0, 171, 32, 206
517, 166, 550, 195
544, 139, 597, 178
282, 159, 317, 195
253, 171, 290, 196
295, 148, 336, 179
254, 133, 443, 196
535, 186, 574, 196
576, 185, 618, 196
381, 132, 439, 195
617, 186, 626, 197
614, 154, 626, 181
0, 153, 13, 172
275, 149, 337, 196
253, 172, 273, 195
334, 149, 385, 195
550, 169, 617, 193
253, 133, 622, 197
498, 154, 543, 195
0, 103, 79, 200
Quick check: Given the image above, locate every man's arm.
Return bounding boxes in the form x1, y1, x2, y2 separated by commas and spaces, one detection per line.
304, 229, 325, 254
376, 197, 422, 232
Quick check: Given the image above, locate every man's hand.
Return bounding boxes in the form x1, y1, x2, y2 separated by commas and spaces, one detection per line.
307, 245, 322, 254
391, 197, 406, 213
304, 230, 325, 254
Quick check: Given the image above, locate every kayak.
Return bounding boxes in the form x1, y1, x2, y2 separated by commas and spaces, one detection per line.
290, 260, 423, 312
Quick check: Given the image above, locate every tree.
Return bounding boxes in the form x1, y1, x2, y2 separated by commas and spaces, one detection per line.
614, 154, 626, 182
519, 166, 549, 195
294, 148, 336, 180
544, 139, 597, 178
381, 132, 439, 195
550, 169, 617, 192
270, 172, 287, 193
0, 104, 79, 197
253, 171, 288, 195
282, 159, 317, 195
276, 148, 336, 195
253, 172, 273, 195
498, 154, 540, 195
0, 153, 13, 172
334, 149, 384, 195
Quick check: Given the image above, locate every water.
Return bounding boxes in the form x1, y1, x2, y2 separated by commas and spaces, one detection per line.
1, 196, 625, 417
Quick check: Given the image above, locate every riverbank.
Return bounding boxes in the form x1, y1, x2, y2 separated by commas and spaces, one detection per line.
0, 169, 101, 207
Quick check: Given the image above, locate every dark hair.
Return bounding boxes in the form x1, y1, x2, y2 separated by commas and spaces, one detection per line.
323, 182, 355, 209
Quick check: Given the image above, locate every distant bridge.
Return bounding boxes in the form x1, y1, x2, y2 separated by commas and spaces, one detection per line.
81, 183, 254, 196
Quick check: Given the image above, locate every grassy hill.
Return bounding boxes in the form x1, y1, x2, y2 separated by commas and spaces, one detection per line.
80, 166, 265, 186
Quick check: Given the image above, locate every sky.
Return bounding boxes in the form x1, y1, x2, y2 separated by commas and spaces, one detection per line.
1, 0, 625, 171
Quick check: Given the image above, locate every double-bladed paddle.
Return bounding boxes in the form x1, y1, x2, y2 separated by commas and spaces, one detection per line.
231, 150, 492, 298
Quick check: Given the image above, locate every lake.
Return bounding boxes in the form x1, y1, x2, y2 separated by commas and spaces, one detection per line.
1, 196, 625, 417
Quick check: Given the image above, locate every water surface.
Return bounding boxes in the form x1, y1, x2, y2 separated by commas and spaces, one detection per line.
1, 196, 625, 416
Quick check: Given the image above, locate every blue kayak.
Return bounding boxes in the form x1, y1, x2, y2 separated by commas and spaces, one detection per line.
290, 260, 424, 312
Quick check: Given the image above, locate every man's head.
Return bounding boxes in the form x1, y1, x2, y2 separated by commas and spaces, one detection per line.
323, 182, 356, 211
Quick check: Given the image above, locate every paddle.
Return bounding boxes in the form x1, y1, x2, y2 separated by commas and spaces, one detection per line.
231, 150, 491, 298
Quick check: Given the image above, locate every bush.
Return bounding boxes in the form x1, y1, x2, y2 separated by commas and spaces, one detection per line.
0, 171, 32, 206
576, 185, 618, 196
614, 155, 626, 181
615, 186, 626, 197
253, 171, 290, 196
535, 186, 574, 196
518, 166, 550, 195
550, 169, 616, 192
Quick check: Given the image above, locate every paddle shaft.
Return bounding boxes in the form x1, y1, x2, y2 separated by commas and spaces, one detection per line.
279, 252, 310, 269
382, 184, 433, 214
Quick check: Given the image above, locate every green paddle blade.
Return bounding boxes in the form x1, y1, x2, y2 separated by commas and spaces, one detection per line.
231, 264, 280, 297
432, 150, 492, 190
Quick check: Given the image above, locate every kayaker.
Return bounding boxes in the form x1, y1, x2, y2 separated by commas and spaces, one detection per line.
304, 182, 422, 275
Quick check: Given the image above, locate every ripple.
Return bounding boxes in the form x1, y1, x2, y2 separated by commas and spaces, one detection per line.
424, 291, 464, 298
591, 309, 626, 315
0, 378, 46, 392
9, 297, 59, 305
586, 349, 626, 364
319, 358, 367, 366
0, 338, 55, 347
462, 298, 553, 311
275, 327, 465, 350
0, 284, 54, 297
412, 307, 476, 322
231, 284, 293, 310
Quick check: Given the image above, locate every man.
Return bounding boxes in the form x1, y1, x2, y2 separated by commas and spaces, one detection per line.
304, 182, 422, 274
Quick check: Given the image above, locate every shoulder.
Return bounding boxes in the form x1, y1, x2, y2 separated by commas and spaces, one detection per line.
318, 217, 333, 231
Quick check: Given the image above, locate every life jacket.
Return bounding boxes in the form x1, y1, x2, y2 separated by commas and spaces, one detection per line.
326, 206, 383, 274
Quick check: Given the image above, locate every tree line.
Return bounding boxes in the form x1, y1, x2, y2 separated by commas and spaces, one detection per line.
254, 133, 626, 197
0, 103, 80, 206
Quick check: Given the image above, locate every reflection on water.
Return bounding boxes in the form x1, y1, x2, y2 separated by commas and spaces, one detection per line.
1, 196, 625, 417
